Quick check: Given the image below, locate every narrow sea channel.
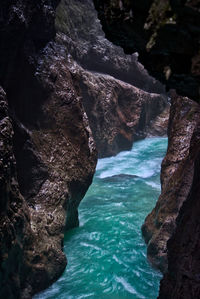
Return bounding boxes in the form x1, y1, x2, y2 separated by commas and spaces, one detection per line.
35, 137, 168, 299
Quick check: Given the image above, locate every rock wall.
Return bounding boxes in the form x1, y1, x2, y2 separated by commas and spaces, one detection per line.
68, 60, 168, 157
142, 93, 200, 273
0, 1, 97, 298
158, 129, 200, 298
93, 0, 200, 100
55, 0, 169, 157
0, 0, 169, 297
0, 87, 32, 299
93, 1, 200, 297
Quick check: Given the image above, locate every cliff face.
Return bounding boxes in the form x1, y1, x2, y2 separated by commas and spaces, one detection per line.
55, 0, 168, 157
159, 131, 200, 298
0, 87, 32, 299
0, 1, 97, 298
0, 0, 169, 297
142, 93, 200, 273
93, 0, 200, 101
93, 1, 200, 297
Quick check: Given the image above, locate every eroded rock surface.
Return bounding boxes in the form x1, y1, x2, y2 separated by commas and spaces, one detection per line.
68, 60, 168, 157
0, 87, 32, 299
56, 0, 168, 157
0, 1, 97, 298
93, 1, 200, 297
159, 133, 200, 298
142, 93, 200, 273
0, 0, 169, 297
93, 0, 200, 100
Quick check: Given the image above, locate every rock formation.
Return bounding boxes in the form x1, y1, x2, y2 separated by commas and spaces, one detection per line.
69, 62, 168, 157
55, 0, 169, 157
142, 93, 200, 273
93, 0, 200, 101
0, 0, 169, 298
0, 1, 97, 298
93, 0, 200, 297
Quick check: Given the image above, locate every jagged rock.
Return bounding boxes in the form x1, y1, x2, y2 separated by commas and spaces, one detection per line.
56, 0, 169, 157
93, 0, 200, 100
0, 87, 32, 299
0, 0, 97, 297
142, 93, 200, 273
56, 0, 165, 94
159, 132, 200, 298
68, 62, 168, 157
0, 0, 168, 297
147, 105, 170, 137
93, 1, 200, 297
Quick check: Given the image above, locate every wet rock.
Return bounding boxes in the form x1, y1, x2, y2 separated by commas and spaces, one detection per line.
56, 0, 165, 94
71, 65, 168, 157
158, 133, 200, 298
142, 93, 200, 273
0, 0, 97, 297
0, 87, 32, 299
56, 0, 169, 157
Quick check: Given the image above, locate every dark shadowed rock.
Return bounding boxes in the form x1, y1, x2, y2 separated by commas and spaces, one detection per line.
56, 0, 169, 158
142, 93, 200, 273
93, 0, 200, 100
56, 0, 165, 93
0, 0, 97, 297
69, 64, 168, 157
0, 87, 32, 299
93, 2, 200, 297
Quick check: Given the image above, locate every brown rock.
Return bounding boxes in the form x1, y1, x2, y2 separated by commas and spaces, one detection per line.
142, 93, 200, 273
0, 0, 97, 297
70, 63, 168, 157
55, 0, 169, 157
0, 87, 32, 299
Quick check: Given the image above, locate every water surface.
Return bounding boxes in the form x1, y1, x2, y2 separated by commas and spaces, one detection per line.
35, 137, 168, 299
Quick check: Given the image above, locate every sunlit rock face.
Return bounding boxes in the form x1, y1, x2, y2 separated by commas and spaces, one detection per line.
0, 1, 97, 297
56, 0, 169, 157
93, 0, 200, 101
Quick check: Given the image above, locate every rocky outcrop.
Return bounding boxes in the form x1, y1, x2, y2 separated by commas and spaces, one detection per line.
93, 1, 200, 297
56, 0, 168, 157
159, 130, 200, 298
147, 105, 170, 137
68, 59, 168, 157
93, 0, 200, 100
0, 1, 97, 298
142, 93, 200, 273
0, 87, 32, 299
56, 0, 165, 94
0, 0, 168, 297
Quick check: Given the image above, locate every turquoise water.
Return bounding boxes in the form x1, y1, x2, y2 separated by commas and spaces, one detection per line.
35, 137, 168, 299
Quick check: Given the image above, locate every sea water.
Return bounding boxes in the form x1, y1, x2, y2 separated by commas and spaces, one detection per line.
35, 137, 168, 299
